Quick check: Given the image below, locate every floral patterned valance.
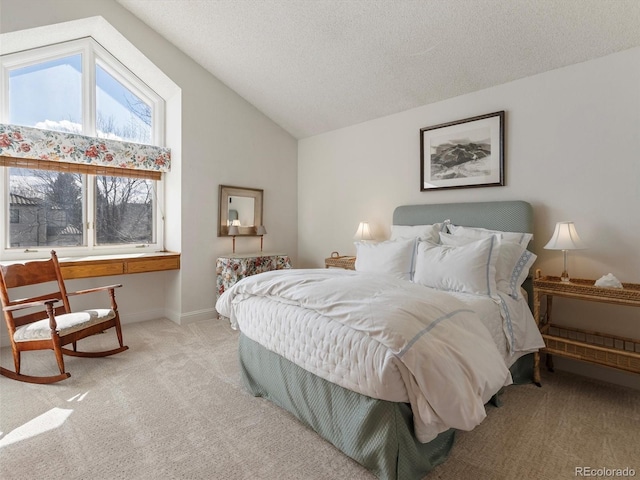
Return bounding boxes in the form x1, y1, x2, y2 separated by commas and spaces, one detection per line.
0, 123, 170, 173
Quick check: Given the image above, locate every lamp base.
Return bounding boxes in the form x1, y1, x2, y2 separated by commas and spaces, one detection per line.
560, 250, 571, 282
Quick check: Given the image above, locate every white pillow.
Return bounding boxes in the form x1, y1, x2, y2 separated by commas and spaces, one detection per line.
447, 224, 533, 248
413, 237, 499, 297
440, 232, 536, 299
497, 243, 536, 299
355, 239, 416, 281
390, 223, 444, 243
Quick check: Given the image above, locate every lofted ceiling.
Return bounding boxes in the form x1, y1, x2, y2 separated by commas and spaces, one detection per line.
116, 0, 640, 139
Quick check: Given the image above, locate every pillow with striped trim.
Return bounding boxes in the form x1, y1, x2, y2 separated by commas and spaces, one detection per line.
440, 232, 536, 299
413, 236, 499, 298
355, 238, 416, 281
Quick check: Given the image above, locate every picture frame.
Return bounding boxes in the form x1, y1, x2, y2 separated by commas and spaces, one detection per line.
420, 111, 505, 191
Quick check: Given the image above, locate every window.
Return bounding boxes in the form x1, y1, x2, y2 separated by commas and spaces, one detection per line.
1, 38, 165, 258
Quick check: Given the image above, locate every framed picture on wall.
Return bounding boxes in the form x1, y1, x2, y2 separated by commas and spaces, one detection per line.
420, 111, 505, 191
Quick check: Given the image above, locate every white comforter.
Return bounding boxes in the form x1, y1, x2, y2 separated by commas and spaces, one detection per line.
216, 269, 513, 443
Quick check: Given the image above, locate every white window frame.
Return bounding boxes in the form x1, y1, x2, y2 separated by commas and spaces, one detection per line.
1, 37, 166, 260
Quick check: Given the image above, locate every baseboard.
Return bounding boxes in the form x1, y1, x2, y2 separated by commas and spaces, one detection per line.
547, 356, 640, 391
175, 308, 218, 325
121, 309, 166, 325
121, 307, 217, 326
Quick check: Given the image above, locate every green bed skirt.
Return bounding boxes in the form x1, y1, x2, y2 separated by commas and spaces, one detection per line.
510, 351, 534, 385
240, 333, 455, 480
239, 333, 534, 480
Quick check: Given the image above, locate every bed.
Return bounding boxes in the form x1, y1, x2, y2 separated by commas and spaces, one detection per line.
216, 200, 544, 480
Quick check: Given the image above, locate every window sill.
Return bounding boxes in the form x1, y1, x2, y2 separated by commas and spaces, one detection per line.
1, 251, 180, 280
59, 251, 180, 279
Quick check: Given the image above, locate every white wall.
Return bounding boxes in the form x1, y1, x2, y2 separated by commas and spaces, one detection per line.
0, 0, 298, 326
298, 47, 640, 388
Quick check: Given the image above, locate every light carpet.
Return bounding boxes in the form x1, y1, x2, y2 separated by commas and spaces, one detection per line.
1, 318, 638, 480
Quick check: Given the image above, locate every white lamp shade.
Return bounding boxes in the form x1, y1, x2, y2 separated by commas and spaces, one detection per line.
228, 225, 240, 236
353, 222, 373, 241
257, 225, 267, 235
544, 222, 587, 250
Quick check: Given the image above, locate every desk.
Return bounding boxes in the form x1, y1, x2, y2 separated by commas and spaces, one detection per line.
1, 252, 180, 280
216, 253, 292, 301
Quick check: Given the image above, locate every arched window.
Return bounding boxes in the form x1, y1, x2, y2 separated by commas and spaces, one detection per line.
1, 37, 167, 258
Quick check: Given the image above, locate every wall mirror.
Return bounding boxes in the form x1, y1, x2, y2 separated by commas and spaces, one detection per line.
218, 185, 263, 236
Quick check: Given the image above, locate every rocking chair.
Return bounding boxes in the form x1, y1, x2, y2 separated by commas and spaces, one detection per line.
0, 250, 128, 384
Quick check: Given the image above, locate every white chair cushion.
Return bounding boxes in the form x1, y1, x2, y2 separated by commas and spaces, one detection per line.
13, 309, 116, 342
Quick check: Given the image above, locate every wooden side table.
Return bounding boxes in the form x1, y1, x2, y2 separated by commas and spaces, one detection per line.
532, 269, 640, 386
324, 252, 355, 270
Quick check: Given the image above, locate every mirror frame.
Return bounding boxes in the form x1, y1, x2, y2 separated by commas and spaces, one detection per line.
218, 185, 264, 236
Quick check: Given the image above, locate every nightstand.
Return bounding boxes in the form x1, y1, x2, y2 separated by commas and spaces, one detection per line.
324, 252, 355, 270
532, 269, 640, 386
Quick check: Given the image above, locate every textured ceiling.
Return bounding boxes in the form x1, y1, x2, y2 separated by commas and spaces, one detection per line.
116, 0, 640, 139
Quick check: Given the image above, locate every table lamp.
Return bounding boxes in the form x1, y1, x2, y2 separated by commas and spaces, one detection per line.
544, 221, 587, 282
228, 225, 239, 253
353, 222, 373, 242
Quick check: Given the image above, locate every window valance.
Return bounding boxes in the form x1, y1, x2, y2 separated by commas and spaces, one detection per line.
0, 123, 171, 174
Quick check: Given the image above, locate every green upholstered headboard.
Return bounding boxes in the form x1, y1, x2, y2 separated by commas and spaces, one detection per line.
393, 200, 533, 238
